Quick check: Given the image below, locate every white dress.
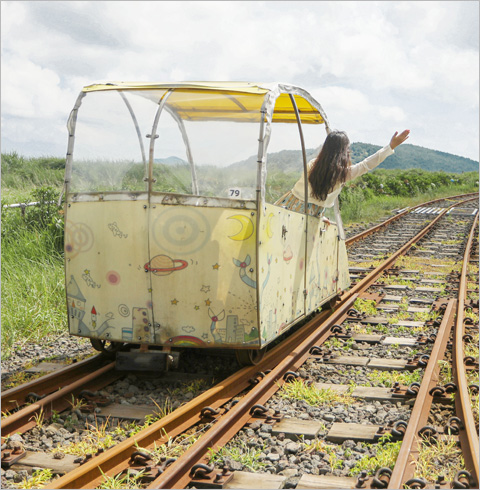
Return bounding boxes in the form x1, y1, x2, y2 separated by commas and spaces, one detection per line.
291, 144, 394, 208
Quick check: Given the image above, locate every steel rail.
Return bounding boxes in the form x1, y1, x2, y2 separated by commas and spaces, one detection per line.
388, 299, 457, 488
147, 197, 477, 489
343, 197, 478, 302
146, 294, 359, 489
453, 212, 479, 487
46, 196, 476, 489
346, 192, 478, 246
1, 354, 106, 413
1, 362, 120, 439
44, 307, 331, 489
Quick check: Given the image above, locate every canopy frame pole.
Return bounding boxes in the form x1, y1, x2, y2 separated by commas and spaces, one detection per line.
59, 91, 86, 206
165, 106, 199, 195
117, 91, 147, 172
289, 93, 309, 310
147, 90, 173, 196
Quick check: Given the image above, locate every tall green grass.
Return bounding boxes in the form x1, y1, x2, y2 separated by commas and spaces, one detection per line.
1, 151, 65, 190
340, 183, 478, 224
1, 152, 478, 359
2, 225, 67, 358
2, 181, 66, 359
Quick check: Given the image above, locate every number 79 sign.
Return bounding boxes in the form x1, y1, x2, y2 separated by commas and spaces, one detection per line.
228, 188, 241, 199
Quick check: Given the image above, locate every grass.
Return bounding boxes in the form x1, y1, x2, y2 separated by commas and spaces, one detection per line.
303, 438, 344, 471
353, 298, 378, 316
363, 369, 422, 388
16, 468, 54, 489
414, 436, 464, 483
1, 152, 477, 358
348, 436, 402, 476
278, 378, 356, 406
2, 186, 66, 359
96, 469, 145, 490
208, 439, 267, 472
56, 418, 117, 456
340, 183, 478, 225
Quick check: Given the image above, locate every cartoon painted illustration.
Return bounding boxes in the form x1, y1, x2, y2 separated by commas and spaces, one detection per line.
233, 255, 257, 288
145, 255, 188, 276
208, 307, 225, 343
227, 214, 254, 241
108, 222, 128, 238
82, 269, 101, 288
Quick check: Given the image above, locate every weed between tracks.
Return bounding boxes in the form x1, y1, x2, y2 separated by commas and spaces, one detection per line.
348, 434, 402, 476
209, 440, 268, 472
362, 369, 422, 388
353, 298, 378, 316
56, 399, 172, 457
96, 470, 145, 490
414, 437, 464, 483
16, 468, 53, 489
278, 379, 356, 406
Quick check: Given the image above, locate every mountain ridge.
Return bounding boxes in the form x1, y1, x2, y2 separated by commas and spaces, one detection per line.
156, 142, 478, 174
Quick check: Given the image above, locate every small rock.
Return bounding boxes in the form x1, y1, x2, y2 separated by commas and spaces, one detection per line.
128, 384, 140, 394
285, 442, 301, 454
14, 470, 28, 483
266, 452, 280, 462
8, 433, 24, 443
260, 424, 273, 433
281, 468, 298, 478
5, 469, 16, 480
53, 451, 65, 459
223, 458, 243, 471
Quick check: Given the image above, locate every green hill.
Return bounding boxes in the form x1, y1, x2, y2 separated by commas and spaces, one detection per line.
350, 143, 478, 173
230, 142, 478, 174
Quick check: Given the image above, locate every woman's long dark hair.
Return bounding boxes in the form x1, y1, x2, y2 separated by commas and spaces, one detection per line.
308, 130, 350, 201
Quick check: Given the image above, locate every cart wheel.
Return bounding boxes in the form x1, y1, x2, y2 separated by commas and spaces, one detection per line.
235, 348, 266, 366
90, 339, 124, 358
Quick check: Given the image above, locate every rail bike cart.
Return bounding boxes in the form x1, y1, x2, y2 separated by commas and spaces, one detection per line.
62, 82, 350, 367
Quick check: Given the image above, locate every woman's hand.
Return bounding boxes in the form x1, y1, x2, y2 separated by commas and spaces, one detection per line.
390, 129, 410, 149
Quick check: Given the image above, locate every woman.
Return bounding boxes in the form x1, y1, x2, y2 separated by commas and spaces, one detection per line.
276, 129, 410, 216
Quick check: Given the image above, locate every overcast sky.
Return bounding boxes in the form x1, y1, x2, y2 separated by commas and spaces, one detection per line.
1, 1, 479, 161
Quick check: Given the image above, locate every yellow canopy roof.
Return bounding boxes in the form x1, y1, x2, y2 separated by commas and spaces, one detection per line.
81, 82, 325, 124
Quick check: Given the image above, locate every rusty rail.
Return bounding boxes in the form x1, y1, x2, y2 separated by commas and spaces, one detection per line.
146, 295, 359, 489
1, 362, 120, 439
388, 299, 457, 487
44, 306, 332, 489
453, 212, 479, 487
346, 192, 478, 246
2, 354, 105, 413
46, 195, 477, 489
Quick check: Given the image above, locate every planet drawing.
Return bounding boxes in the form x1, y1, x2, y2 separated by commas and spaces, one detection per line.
145, 254, 188, 276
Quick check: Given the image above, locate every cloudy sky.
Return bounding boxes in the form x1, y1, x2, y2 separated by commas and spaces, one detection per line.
1, 1, 479, 160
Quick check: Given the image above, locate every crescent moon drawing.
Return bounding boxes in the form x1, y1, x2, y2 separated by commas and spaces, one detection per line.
227, 215, 254, 241
266, 213, 275, 238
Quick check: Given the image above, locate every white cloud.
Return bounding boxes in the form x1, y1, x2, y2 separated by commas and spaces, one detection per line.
1, 1, 478, 160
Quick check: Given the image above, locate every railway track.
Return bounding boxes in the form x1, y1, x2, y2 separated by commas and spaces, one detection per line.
1, 193, 478, 489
